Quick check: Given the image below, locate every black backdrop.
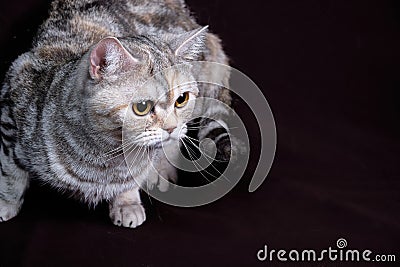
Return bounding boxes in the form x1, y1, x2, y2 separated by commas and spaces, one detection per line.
0, 0, 399, 266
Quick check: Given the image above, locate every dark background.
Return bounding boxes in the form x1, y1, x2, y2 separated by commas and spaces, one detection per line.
0, 0, 399, 266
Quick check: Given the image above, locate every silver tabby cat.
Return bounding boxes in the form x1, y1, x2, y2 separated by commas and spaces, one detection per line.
0, 0, 232, 228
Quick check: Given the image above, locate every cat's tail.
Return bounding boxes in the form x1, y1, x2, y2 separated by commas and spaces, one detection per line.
196, 116, 246, 163
197, 118, 230, 161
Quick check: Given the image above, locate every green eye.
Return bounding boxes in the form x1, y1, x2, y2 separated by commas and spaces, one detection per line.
132, 100, 153, 116
175, 92, 189, 108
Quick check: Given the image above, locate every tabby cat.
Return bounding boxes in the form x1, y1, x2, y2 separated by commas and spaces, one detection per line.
0, 0, 232, 228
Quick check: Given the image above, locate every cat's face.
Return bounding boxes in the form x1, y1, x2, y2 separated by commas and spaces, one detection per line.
85, 29, 206, 149
122, 66, 199, 149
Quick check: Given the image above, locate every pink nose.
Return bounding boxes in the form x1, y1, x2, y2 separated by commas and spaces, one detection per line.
165, 128, 175, 134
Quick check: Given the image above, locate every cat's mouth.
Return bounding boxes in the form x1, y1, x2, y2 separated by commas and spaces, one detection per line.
152, 136, 177, 149
153, 143, 163, 149
142, 127, 185, 149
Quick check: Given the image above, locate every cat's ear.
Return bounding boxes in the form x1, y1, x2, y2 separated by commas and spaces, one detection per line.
89, 37, 139, 80
170, 26, 208, 60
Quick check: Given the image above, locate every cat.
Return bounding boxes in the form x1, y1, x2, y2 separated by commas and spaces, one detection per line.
0, 0, 232, 228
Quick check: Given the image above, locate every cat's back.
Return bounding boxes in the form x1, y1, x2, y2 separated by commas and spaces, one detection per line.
33, 0, 198, 64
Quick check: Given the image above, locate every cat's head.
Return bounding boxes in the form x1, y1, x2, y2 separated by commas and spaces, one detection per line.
84, 27, 207, 149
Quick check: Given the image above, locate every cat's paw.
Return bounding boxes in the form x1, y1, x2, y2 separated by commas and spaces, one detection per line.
109, 203, 146, 228
0, 199, 21, 222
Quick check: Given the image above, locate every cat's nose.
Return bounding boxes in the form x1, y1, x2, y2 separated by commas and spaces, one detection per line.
165, 128, 175, 134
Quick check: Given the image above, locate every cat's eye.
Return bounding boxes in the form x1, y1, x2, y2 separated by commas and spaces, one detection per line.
132, 100, 153, 116
175, 92, 189, 108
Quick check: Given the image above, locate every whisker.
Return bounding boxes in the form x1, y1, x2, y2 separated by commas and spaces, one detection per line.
182, 136, 231, 183
101, 137, 137, 158
115, 142, 141, 168
186, 125, 238, 131
180, 138, 218, 184
127, 144, 145, 169
182, 135, 229, 163
100, 138, 139, 163
182, 135, 199, 142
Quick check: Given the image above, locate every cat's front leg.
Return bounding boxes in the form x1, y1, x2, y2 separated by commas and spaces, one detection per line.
146, 144, 179, 192
0, 145, 29, 222
156, 154, 178, 192
109, 188, 146, 228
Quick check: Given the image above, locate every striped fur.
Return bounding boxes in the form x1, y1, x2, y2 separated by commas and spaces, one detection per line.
0, 0, 233, 227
